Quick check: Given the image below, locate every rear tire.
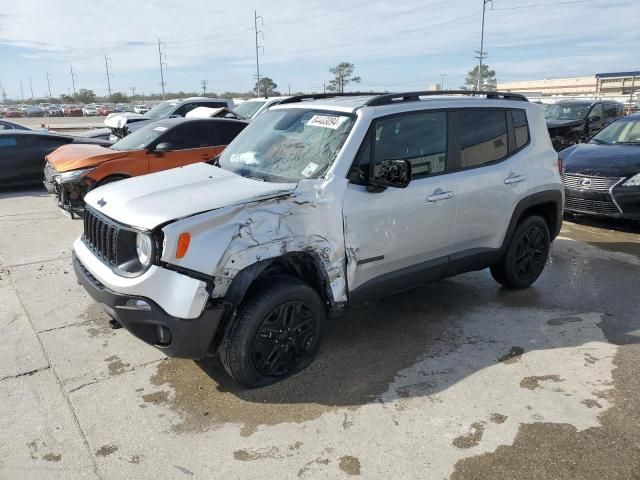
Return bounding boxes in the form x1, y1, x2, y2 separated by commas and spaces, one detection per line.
490, 215, 550, 289
220, 275, 325, 388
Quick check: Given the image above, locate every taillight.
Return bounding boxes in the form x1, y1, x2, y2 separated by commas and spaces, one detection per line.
557, 155, 563, 174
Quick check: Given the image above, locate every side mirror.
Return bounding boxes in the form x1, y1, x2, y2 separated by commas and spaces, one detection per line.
369, 159, 412, 190
589, 115, 602, 122
154, 142, 172, 152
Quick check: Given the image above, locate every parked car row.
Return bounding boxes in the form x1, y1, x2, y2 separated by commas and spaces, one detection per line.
0, 103, 157, 118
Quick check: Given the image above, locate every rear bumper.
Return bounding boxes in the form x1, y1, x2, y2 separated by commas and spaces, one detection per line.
74, 252, 225, 359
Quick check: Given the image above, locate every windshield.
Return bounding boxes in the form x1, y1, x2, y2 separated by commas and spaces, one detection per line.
234, 100, 266, 119
146, 101, 176, 119
590, 119, 640, 145
218, 108, 355, 182
110, 123, 168, 151
545, 103, 591, 120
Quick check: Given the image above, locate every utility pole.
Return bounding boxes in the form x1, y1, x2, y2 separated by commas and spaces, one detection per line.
130, 86, 136, 99
19, 81, 24, 102
440, 73, 447, 90
104, 55, 113, 98
29, 78, 34, 102
46, 73, 52, 98
157, 38, 167, 100
254, 10, 264, 97
475, 0, 493, 90
0, 80, 6, 104
70, 65, 77, 95
200, 80, 208, 96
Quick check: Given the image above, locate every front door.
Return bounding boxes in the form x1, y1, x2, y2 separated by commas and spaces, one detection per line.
343, 110, 458, 299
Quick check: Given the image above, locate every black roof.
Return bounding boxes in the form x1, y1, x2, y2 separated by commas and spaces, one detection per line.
0, 130, 72, 139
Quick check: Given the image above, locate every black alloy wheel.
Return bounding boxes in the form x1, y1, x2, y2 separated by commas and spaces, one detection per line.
252, 301, 318, 377
490, 215, 550, 289
220, 275, 325, 388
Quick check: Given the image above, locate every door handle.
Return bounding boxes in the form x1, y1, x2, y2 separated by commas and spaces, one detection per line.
427, 190, 455, 202
504, 174, 526, 185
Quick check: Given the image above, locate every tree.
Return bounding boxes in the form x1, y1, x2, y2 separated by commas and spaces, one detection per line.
59, 94, 74, 104
74, 89, 97, 104
109, 92, 128, 103
327, 62, 361, 93
254, 77, 278, 97
464, 64, 497, 91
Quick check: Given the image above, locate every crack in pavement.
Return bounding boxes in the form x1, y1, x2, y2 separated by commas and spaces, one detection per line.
6, 255, 72, 269
0, 366, 51, 383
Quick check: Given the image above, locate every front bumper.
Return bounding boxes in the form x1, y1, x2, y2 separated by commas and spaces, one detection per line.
73, 252, 225, 359
43, 163, 90, 216
562, 174, 640, 220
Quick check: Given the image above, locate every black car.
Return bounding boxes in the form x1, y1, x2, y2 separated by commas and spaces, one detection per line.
560, 113, 640, 220
546, 100, 625, 151
0, 131, 111, 188
0, 119, 31, 131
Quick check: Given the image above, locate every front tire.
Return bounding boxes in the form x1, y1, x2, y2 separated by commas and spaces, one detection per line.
490, 215, 550, 289
220, 275, 325, 388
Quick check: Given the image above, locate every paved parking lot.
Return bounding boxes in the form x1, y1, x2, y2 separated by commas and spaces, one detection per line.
1, 189, 639, 479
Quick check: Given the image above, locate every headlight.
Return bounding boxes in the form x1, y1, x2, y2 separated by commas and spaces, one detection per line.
57, 167, 95, 184
622, 173, 640, 187
136, 233, 153, 267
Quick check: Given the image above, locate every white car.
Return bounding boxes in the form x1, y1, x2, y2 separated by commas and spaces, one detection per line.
233, 96, 290, 120
73, 91, 563, 387
82, 105, 98, 116
133, 104, 150, 114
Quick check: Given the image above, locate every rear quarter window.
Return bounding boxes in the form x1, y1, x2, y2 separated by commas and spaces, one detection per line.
511, 109, 530, 150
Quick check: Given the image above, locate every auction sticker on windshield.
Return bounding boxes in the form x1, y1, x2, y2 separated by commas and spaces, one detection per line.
307, 114, 348, 129
301, 162, 320, 177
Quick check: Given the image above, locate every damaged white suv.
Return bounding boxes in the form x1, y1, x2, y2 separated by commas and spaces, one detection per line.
73, 91, 563, 388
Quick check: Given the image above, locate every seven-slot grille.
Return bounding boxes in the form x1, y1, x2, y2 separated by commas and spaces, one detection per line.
564, 197, 621, 216
82, 207, 120, 265
561, 174, 622, 192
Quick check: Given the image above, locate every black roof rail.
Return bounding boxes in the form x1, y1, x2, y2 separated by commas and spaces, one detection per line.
278, 92, 388, 105
364, 90, 529, 107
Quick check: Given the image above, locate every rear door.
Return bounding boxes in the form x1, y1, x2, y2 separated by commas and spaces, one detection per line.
147, 121, 222, 173
450, 108, 528, 255
0, 135, 23, 186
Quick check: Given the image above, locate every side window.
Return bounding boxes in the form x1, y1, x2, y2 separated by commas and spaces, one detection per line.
160, 122, 213, 149
459, 110, 508, 168
372, 111, 447, 179
0, 123, 12, 131
588, 104, 603, 120
0, 136, 18, 148
214, 122, 247, 145
200, 101, 228, 109
511, 109, 529, 150
604, 104, 618, 119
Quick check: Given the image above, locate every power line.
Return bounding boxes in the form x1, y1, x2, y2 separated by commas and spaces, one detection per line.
254, 10, 264, 96
157, 38, 167, 100
200, 80, 208, 96
265, 0, 383, 26
46, 73, 52, 98
476, 0, 493, 90
104, 55, 113, 97
70, 65, 77, 95
493, 0, 597, 10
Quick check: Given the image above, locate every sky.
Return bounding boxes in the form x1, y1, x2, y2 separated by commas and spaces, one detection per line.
0, 0, 638, 99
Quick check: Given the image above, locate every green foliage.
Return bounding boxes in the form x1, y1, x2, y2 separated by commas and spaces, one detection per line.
73, 89, 97, 104
109, 92, 128, 103
254, 77, 279, 96
327, 62, 361, 93
464, 64, 497, 91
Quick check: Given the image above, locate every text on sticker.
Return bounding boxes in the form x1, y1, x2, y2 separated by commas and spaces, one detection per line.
307, 115, 348, 129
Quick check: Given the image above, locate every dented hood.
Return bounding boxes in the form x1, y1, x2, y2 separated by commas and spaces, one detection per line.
47, 144, 130, 171
84, 162, 297, 230
103, 112, 148, 128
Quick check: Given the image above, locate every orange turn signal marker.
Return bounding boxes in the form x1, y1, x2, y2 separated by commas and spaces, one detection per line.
175, 232, 191, 259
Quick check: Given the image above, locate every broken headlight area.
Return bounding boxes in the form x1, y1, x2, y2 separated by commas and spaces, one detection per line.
55, 168, 96, 217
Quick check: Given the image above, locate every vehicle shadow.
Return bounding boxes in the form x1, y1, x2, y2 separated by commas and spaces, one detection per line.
186, 237, 639, 410
0, 185, 48, 199
565, 213, 640, 234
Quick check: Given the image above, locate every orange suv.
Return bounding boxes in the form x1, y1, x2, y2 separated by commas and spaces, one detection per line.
44, 117, 247, 216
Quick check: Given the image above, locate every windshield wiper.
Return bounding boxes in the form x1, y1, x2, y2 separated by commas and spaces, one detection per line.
590, 138, 608, 145
618, 141, 640, 145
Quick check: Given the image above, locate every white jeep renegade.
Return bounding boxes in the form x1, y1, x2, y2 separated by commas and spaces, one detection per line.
73, 91, 563, 388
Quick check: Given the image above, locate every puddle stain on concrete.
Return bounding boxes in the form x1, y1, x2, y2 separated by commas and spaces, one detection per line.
547, 316, 583, 326
451, 345, 639, 480
95, 444, 118, 457
490, 413, 508, 424
42, 453, 62, 462
519, 375, 565, 391
233, 442, 305, 462
105, 355, 130, 376
297, 457, 331, 478
581, 399, 603, 409
338, 455, 361, 476
453, 421, 486, 449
